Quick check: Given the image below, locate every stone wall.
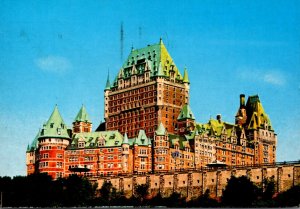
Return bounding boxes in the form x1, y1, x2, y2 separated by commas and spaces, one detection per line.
94, 164, 300, 199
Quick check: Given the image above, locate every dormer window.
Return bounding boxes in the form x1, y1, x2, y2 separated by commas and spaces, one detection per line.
50, 123, 54, 128
61, 124, 64, 129
98, 140, 105, 147
57, 128, 61, 135
78, 142, 85, 148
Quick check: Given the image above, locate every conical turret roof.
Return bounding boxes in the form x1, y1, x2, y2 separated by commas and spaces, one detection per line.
105, 73, 111, 90
39, 105, 70, 139
183, 67, 190, 84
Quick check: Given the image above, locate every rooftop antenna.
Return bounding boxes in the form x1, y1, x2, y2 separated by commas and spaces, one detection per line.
120, 21, 124, 62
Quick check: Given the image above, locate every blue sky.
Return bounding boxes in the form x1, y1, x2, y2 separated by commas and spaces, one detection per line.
0, 0, 299, 176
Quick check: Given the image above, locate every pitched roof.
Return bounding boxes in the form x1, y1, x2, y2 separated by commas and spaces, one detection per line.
134, 130, 151, 146
177, 104, 195, 120
74, 105, 91, 123
111, 39, 184, 88
155, 122, 166, 136
69, 130, 124, 149
39, 105, 70, 139
246, 95, 273, 130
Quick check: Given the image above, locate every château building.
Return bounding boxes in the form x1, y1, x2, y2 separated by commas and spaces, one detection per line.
26, 39, 277, 179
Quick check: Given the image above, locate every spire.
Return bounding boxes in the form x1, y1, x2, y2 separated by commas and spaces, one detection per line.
155, 122, 166, 136
183, 67, 190, 84
74, 105, 91, 123
39, 105, 70, 139
122, 133, 129, 144
105, 71, 111, 90
26, 143, 30, 152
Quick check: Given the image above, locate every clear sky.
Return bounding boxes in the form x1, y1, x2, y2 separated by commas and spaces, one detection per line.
0, 0, 299, 176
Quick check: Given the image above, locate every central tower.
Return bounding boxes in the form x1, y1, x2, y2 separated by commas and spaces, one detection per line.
104, 38, 190, 138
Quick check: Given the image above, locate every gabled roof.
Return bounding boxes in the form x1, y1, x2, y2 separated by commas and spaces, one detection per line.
39, 105, 70, 139
134, 130, 150, 146
177, 104, 195, 120
74, 105, 91, 123
155, 122, 166, 136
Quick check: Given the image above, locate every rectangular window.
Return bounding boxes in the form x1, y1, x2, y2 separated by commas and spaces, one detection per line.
56, 162, 63, 168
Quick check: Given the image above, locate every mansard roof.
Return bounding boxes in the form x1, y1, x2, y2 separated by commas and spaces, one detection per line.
74, 105, 91, 123
177, 104, 196, 121
111, 39, 184, 88
246, 95, 273, 130
39, 105, 70, 140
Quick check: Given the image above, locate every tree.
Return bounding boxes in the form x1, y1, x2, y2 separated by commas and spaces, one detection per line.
222, 175, 260, 207
134, 183, 149, 205
187, 189, 220, 207
61, 174, 97, 206
274, 185, 300, 207
164, 192, 186, 207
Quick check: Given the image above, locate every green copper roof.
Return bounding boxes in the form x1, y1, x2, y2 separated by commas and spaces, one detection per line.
155, 122, 166, 136
134, 130, 151, 146
122, 133, 129, 144
39, 105, 70, 139
177, 104, 195, 120
183, 67, 189, 84
168, 134, 193, 150
69, 130, 124, 149
27, 129, 40, 152
111, 39, 184, 88
105, 73, 111, 90
74, 105, 91, 123
196, 119, 236, 139
246, 95, 273, 130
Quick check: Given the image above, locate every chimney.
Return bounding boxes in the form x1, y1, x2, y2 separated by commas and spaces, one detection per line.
240, 94, 245, 108
216, 114, 222, 122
